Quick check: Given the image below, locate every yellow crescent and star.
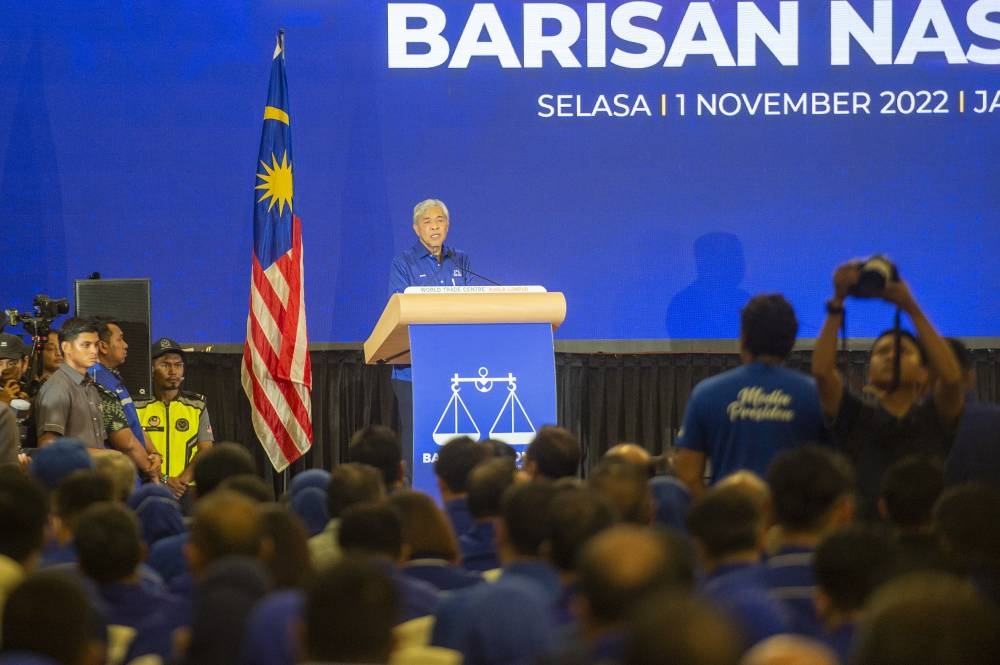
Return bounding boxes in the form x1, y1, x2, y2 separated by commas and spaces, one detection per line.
255, 104, 293, 215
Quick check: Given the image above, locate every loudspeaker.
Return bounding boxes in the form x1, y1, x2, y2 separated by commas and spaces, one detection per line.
75, 278, 152, 399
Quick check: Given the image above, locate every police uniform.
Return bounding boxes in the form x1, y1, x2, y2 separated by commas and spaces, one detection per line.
136, 337, 214, 480
135, 390, 213, 479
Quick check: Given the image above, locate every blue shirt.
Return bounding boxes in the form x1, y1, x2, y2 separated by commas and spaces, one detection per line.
239, 562, 442, 665
388, 242, 474, 381
702, 562, 793, 648
38, 541, 77, 568
432, 560, 560, 665
147, 532, 190, 585
821, 622, 855, 665
649, 475, 691, 532
93, 581, 185, 630
389, 242, 474, 295
762, 546, 822, 637
0, 654, 62, 665
240, 590, 303, 665
445, 497, 474, 536
458, 521, 500, 573
89, 363, 146, 448
677, 362, 828, 484
402, 558, 484, 592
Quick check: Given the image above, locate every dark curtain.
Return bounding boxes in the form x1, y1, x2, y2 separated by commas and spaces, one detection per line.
185, 348, 1000, 487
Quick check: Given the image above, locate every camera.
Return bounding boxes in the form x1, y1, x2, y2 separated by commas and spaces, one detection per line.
32, 295, 69, 320
3, 294, 70, 338
849, 255, 899, 299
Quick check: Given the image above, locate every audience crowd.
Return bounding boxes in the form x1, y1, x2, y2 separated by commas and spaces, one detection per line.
3, 266, 1000, 665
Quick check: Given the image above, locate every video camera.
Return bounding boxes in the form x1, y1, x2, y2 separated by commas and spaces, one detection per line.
3, 294, 70, 338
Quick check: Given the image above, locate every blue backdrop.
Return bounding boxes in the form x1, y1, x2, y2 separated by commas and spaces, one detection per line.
2, 1, 998, 342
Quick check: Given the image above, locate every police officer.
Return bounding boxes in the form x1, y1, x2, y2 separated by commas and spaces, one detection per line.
135, 338, 214, 498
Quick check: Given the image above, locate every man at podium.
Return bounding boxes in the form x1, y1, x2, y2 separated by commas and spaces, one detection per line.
388, 199, 476, 483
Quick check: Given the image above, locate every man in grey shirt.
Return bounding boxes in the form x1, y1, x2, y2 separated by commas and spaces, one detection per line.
35, 318, 105, 450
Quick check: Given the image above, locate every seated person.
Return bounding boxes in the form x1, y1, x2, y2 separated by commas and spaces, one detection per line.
458, 458, 515, 573
687, 484, 792, 649
389, 490, 483, 591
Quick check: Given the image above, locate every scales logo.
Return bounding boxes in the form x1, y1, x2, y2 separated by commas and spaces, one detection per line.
432, 367, 537, 445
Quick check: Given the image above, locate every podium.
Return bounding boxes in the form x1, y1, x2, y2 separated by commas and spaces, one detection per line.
365, 287, 566, 499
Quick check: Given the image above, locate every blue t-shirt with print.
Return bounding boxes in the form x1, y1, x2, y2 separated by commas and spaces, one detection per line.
676, 362, 828, 484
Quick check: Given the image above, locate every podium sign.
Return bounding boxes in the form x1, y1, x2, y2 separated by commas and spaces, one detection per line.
364, 289, 566, 502
409, 322, 557, 501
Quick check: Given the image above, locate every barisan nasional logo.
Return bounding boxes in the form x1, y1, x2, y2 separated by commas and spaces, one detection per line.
432, 367, 536, 445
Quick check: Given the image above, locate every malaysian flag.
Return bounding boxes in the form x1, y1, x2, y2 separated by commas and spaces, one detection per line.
241, 31, 313, 471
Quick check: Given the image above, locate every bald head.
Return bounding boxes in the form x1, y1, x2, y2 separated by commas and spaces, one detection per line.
741, 635, 838, 665
589, 458, 654, 524
578, 525, 694, 626
604, 443, 653, 474
716, 470, 771, 511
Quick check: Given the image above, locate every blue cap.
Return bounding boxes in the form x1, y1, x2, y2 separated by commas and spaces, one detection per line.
30, 438, 94, 489
289, 468, 330, 496
291, 487, 330, 537
127, 483, 186, 546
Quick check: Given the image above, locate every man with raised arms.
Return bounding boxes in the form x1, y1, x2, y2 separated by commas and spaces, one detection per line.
811, 261, 963, 517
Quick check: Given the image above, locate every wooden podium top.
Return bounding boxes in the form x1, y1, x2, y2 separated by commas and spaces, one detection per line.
363, 291, 567, 364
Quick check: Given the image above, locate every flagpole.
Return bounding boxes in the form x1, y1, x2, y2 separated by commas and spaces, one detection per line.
277, 23, 288, 498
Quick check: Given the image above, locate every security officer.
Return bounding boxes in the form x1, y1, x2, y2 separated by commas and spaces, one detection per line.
90, 318, 160, 481
135, 338, 214, 499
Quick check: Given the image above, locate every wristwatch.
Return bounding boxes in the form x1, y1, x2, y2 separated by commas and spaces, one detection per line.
825, 299, 845, 315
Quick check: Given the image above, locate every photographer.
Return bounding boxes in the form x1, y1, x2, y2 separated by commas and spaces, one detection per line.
811, 260, 964, 518
0, 333, 29, 463
0, 333, 28, 382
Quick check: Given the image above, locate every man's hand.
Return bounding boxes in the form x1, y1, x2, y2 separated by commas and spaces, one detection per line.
147, 453, 163, 483
0, 366, 25, 404
0, 379, 18, 404
832, 261, 862, 301
880, 278, 918, 314
165, 476, 188, 498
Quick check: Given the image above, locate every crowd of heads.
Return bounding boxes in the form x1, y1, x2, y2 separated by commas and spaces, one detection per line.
2, 265, 1000, 665
0, 418, 996, 665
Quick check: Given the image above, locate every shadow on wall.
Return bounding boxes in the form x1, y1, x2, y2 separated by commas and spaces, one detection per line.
666, 232, 750, 340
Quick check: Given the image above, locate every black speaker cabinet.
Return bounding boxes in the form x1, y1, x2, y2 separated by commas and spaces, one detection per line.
75, 278, 152, 399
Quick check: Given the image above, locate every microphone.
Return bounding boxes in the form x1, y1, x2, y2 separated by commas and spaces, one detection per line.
443, 248, 501, 286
